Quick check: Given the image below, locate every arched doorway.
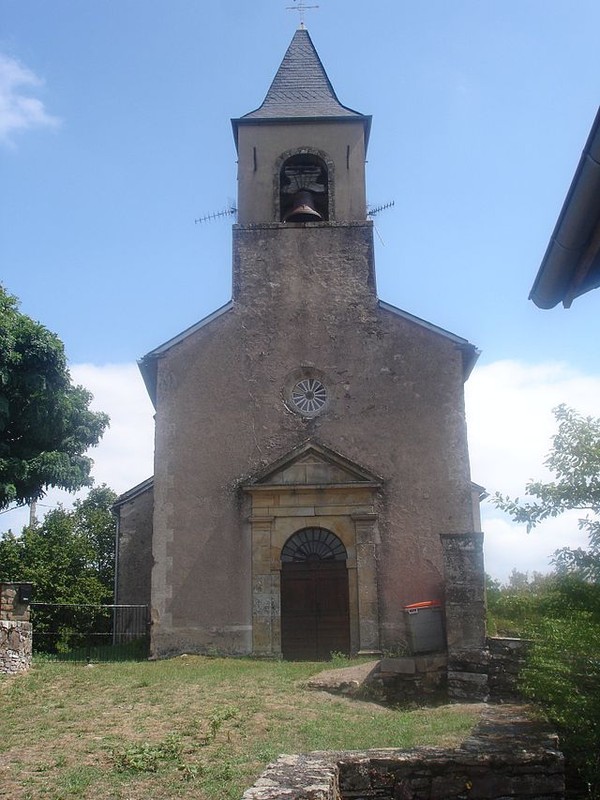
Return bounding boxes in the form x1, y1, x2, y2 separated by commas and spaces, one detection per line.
280, 527, 350, 660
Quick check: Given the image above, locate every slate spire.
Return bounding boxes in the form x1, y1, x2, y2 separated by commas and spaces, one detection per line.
242, 28, 364, 120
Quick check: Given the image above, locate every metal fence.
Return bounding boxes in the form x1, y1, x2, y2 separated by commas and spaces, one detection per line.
30, 603, 150, 662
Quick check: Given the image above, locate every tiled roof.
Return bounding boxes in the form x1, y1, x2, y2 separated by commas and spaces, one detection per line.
243, 28, 363, 120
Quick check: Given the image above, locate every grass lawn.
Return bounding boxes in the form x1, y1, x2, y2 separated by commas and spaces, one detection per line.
0, 656, 478, 800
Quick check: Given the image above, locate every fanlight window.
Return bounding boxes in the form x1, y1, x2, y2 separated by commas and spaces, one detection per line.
281, 527, 346, 562
280, 154, 329, 222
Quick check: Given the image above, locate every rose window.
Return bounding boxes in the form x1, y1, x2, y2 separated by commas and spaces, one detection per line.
290, 378, 327, 415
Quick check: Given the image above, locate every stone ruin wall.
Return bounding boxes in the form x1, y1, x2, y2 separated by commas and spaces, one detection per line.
242, 704, 564, 800
0, 582, 32, 675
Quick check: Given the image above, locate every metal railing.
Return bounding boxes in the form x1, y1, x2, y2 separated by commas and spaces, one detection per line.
30, 603, 149, 662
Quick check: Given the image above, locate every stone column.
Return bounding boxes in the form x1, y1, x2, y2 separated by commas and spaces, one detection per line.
440, 533, 489, 701
352, 513, 381, 655
249, 515, 278, 656
0, 582, 33, 675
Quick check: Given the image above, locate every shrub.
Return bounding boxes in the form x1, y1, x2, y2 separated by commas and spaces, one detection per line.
519, 582, 600, 796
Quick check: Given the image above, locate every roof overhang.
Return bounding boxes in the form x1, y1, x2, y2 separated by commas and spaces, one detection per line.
112, 477, 154, 512
138, 301, 233, 407
378, 300, 480, 380
530, 106, 600, 309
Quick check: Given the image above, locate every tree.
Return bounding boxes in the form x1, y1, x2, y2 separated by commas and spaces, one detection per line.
492, 406, 600, 793
0, 285, 109, 509
0, 485, 117, 603
0, 486, 118, 654
494, 404, 600, 581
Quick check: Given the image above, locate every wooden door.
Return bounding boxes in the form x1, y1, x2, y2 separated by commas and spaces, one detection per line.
281, 561, 350, 660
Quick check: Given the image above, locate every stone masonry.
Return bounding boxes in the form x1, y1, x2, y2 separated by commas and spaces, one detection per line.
0, 582, 33, 675
242, 704, 564, 800
441, 533, 489, 701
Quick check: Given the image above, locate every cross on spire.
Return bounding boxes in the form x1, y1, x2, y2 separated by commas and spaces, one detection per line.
286, 0, 319, 29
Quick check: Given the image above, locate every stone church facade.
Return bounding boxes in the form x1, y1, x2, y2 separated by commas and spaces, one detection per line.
114, 28, 484, 662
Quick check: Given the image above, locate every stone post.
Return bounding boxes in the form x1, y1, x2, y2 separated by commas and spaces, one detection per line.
0, 582, 33, 675
440, 533, 489, 701
249, 515, 278, 656
351, 512, 381, 655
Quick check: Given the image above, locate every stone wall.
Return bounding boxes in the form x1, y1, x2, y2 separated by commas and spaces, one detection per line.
242, 704, 564, 800
440, 533, 488, 702
0, 582, 33, 675
113, 480, 154, 607
307, 641, 530, 709
361, 656, 448, 705
488, 636, 530, 702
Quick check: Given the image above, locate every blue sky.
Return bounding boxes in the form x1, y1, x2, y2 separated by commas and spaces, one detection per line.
2, 1, 600, 580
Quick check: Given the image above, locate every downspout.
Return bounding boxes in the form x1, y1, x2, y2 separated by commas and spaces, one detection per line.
111, 505, 120, 646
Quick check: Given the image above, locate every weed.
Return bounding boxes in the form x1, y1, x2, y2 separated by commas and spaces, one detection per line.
328, 650, 353, 668
208, 704, 240, 741
110, 733, 183, 773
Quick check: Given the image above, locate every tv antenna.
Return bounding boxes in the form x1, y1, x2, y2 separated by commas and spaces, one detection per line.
194, 204, 237, 225
366, 200, 395, 246
287, 1, 319, 28
367, 200, 395, 219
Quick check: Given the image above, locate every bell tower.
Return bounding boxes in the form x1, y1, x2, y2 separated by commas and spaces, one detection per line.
231, 28, 371, 225
230, 27, 376, 305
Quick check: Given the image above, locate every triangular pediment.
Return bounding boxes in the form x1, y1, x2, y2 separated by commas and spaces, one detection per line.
249, 442, 381, 487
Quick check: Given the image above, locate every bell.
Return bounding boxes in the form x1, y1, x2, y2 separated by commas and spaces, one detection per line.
283, 190, 323, 223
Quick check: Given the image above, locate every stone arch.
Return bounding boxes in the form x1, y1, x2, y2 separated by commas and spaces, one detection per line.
281, 527, 347, 562
275, 148, 335, 222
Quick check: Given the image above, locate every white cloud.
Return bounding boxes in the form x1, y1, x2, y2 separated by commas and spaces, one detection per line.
0, 53, 60, 145
70, 363, 155, 492
466, 360, 600, 581
0, 363, 154, 533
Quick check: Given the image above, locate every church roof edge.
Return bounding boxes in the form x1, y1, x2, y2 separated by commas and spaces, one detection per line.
377, 300, 480, 378
138, 300, 234, 406
141, 301, 234, 359
112, 476, 154, 510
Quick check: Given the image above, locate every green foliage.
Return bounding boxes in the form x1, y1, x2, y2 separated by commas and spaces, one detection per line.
494, 404, 600, 580
111, 734, 185, 773
0, 485, 117, 603
0, 285, 109, 508
521, 587, 600, 796
206, 706, 240, 744
491, 406, 600, 790
487, 573, 600, 795
486, 570, 557, 636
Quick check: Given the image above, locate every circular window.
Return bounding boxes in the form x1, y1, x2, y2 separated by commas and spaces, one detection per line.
291, 378, 327, 415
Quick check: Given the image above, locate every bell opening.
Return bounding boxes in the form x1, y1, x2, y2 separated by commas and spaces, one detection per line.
280, 153, 329, 222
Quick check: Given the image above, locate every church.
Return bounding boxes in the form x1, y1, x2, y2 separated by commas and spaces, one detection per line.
113, 26, 485, 662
